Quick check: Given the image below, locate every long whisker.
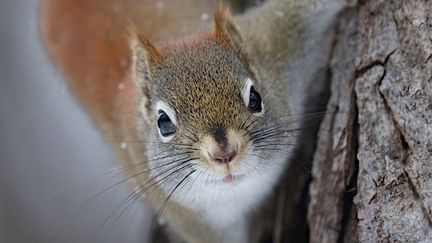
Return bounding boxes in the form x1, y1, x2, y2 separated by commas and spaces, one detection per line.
113, 163, 193, 221
100, 150, 194, 176
39, 149, 193, 203
107, 139, 196, 148
157, 169, 196, 217
78, 155, 192, 210
253, 143, 300, 149
176, 167, 203, 204
95, 162, 193, 239
251, 129, 302, 144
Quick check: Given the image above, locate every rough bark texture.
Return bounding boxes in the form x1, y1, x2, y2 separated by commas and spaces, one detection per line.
308, 0, 432, 242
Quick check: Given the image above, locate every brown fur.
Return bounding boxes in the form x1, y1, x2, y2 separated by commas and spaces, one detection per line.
39, 0, 350, 242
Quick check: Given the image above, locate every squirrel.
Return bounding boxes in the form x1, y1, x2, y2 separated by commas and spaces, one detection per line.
39, 0, 355, 242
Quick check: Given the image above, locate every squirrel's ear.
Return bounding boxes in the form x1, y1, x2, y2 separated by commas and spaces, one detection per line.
129, 27, 160, 122
128, 26, 160, 94
213, 7, 244, 53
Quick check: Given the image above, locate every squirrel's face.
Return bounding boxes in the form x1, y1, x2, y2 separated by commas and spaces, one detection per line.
148, 40, 265, 181
130, 10, 297, 209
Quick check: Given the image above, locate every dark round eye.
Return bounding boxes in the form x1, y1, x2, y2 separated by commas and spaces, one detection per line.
157, 111, 176, 137
248, 86, 262, 113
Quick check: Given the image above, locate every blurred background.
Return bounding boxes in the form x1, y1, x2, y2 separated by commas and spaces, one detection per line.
0, 0, 153, 242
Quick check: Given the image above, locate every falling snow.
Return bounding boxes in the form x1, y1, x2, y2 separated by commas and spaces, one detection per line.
118, 82, 125, 91
156, 1, 165, 11
158, 216, 167, 226
201, 12, 210, 22
275, 11, 284, 18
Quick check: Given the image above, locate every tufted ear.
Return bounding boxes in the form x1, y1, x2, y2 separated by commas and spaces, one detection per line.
128, 26, 160, 121
128, 26, 160, 98
213, 6, 244, 54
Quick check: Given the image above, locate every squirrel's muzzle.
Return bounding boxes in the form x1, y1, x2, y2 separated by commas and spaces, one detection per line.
200, 127, 246, 167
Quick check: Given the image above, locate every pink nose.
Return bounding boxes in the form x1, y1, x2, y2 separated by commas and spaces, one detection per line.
210, 151, 236, 164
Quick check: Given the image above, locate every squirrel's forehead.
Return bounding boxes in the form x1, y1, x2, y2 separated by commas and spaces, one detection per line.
159, 75, 242, 103
153, 41, 250, 110
154, 75, 244, 117
164, 85, 245, 127
154, 55, 248, 96
158, 40, 247, 75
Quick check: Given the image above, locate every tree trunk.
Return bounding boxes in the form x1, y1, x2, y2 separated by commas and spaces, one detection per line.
308, 0, 432, 242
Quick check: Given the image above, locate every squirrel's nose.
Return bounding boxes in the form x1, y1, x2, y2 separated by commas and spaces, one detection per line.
209, 150, 236, 164
211, 125, 228, 150
207, 125, 239, 164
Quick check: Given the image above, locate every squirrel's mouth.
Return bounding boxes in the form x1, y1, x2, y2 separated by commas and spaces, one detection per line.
222, 174, 236, 183
215, 173, 246, 184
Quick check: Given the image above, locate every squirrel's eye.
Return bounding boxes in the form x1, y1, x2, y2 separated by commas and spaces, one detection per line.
242, 78, 264, 116
248, 86, 262, 113
157, 111, 176, 137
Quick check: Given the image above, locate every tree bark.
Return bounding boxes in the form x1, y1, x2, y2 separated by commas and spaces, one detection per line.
308, 0, 432, 242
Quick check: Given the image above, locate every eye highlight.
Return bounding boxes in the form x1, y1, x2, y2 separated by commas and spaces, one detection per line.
242, 77, 265, 116
155, 101, 177, 142
248, 86, 262, 113
157, 111, 176, 137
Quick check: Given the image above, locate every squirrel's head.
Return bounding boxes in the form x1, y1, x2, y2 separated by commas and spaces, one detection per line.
129, 9, 297, 208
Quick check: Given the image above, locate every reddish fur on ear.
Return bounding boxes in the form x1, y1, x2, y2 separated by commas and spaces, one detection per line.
127, 23, 160, 67
213, 5, 244, 52
213, 5, 230, 41
127, 23, 160, 101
